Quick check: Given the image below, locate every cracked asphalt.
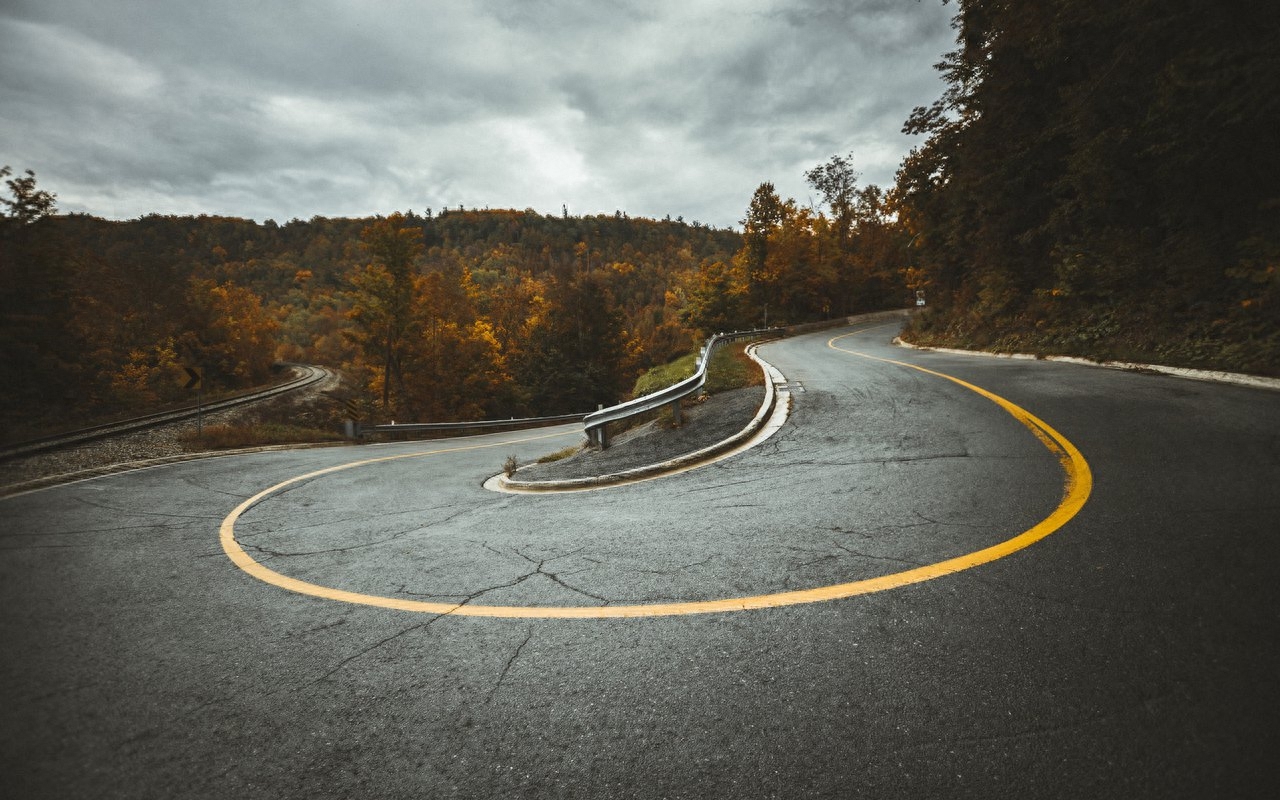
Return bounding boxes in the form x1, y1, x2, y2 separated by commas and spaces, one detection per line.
3, 323, 1279, 798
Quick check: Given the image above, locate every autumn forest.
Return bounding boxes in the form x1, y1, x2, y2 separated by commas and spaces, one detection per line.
2, 0, 1276, 441
0, 192, 914, 439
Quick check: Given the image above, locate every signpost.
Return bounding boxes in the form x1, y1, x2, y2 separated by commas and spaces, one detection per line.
342, 398, 361, 438
184, 366, 203, 435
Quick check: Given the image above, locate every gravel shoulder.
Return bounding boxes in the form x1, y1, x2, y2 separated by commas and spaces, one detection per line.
512, 386, 766, 482
0, 368, 343, 494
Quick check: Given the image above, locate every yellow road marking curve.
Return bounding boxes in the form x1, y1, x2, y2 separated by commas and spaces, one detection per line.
220, 335, 1092, 619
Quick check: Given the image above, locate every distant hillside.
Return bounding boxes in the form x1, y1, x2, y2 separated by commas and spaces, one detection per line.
0, 208, 744, 436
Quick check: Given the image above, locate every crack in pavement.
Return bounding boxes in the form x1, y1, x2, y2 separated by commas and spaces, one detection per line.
0, 522, 184, 539
376, 550, 614, 616
30, 681, 102, 703
906, 510, 990, 530
780, 452, 973, 468
178, 476, 254, 500
71, 495, 219, 520
830, 540, 930, 570
827, 526, 875, 540
510, 546, 612, 605
280, 618, 347, 640
235, 501, 461, 534
792, 552, 842, 570
627, 553, 720, 576
679, 473, 780, 494
238, 524, 423, 559
0, 541, 127, 551
306, 620, 433, 686
484, 627, 534, 705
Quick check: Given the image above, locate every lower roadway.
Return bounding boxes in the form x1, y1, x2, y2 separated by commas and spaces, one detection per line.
2, 323, 1278, 798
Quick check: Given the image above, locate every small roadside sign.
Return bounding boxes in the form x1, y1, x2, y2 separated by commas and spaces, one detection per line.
343, 398, 361, 421
183, 366, 205, 435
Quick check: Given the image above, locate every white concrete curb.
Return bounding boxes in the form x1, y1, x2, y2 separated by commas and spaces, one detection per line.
894, 337, 1280, 392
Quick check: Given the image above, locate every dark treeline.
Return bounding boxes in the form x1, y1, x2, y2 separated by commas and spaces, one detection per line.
896, 0, 1280, 371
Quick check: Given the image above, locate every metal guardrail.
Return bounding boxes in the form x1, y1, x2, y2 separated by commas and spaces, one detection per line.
364, 413, 587, 436
0, 364, 330, 460
580, 308, 914, 449
582, 327, 782, 448
360, 309, 913, 448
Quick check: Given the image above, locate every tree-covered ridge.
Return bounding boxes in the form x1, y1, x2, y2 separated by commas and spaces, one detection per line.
1, 179, 911, 440
0, 204, 749, 437
896, 0, 1280, 372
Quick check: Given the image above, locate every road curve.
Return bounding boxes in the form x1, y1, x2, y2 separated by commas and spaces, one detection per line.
1, 364, 332, 459
2, 324, 1277, 798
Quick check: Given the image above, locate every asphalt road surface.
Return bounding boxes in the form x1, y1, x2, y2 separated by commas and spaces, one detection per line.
3, 323, 1278, 799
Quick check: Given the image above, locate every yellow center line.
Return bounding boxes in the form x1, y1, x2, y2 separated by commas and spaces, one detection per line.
220, 333, 1092, 619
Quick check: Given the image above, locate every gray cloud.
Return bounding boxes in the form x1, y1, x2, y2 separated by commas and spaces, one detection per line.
1, 0, 955, 227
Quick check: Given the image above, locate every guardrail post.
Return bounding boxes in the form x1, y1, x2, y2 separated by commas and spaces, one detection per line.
590, 424, 609, 450
670, 399, 682, 426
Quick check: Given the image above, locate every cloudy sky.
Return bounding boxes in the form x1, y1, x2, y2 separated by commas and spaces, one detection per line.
1, 0, 956, 229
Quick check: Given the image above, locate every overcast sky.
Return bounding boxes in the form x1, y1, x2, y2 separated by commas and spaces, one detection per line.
1, 0, 956, 229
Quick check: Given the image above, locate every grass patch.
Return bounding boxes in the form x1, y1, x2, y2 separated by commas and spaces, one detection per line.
537, 445, 581, 464
180, 422, 343, 451
704, 345, 764, 393
632, 353, 698, 396
631, 343, 763, 399
596, 341, 769, 441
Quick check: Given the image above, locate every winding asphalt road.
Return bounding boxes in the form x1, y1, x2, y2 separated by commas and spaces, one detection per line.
3, 323, 1278, 798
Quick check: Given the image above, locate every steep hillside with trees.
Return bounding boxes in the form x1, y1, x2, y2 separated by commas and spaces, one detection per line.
895, 0, 1280, 373
680, 162, 913, 335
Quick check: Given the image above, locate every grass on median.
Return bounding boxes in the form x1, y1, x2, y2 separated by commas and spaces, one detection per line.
537, 445, 582, 463
631, 342, 764, 399
620, 342, 766, 434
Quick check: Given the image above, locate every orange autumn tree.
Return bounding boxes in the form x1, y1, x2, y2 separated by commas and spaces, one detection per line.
181, 279, 280, 386
346, 214, 424, 413
401, 253, 515, 421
